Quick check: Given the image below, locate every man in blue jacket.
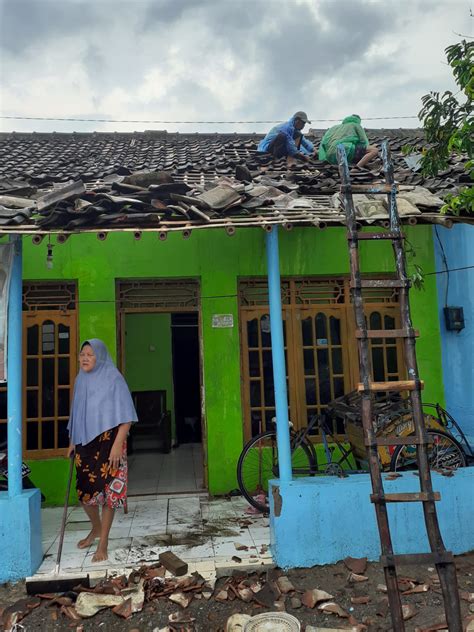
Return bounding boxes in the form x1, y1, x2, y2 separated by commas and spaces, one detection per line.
257, 112, 315, 165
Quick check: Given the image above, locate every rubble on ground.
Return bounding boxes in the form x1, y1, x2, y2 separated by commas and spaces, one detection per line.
1, 552, 474, 631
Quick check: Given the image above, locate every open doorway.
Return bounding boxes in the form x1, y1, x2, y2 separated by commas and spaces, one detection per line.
123, 311, 204, 495
172, 313, 201, 445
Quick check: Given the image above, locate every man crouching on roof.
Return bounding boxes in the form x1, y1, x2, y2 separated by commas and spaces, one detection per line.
257, 111, 315, 167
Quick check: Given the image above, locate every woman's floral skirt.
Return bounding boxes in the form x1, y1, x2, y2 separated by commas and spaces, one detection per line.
75, 427, 127, 509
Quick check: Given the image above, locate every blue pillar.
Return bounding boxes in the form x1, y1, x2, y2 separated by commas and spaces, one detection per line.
0, 234, 41, 583
265, 226, 292, 482
7, 235, 23, 497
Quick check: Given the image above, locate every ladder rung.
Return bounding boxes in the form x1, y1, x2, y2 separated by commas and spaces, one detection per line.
342, 183, 399, 194
371, 492, 441, 503
381, 551, 454, 567
356, 328, 419, 339
351, 231, 404, 241
352, 279, 409, 289
357, 380, 424, 393
365, 435, 431, 447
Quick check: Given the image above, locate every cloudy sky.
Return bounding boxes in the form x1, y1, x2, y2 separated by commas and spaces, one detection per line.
0, 0, 472, 134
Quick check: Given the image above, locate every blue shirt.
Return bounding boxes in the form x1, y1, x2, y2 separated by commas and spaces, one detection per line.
257, 116, 314, 157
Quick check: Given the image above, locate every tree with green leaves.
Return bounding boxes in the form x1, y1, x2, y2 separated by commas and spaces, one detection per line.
415, 39, 473, 215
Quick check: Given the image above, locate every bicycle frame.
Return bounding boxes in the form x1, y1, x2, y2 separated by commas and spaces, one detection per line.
290, 414, 365, 476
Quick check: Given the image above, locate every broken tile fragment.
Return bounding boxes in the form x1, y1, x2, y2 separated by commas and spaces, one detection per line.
75, 593, 123, 617
402, 603, 417, 620
302, 588, 334, 608
348, 572, 368, 583
402, 582, 430, 595
234, 542, 249, 551
344, 556, 368, 574
112, 597, 133, 619
276, 576, 295, 594
214, 590, 228, 602
168, 591, 193, 609
317, 601, 350, 618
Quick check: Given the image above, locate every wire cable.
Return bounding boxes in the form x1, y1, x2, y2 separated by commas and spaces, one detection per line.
0, 115, 420, 124
32, 266, 474, 307
434, 226, 450, 306
425, 264, 474, 277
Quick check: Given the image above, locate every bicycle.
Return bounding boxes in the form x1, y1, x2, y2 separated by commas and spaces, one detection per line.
0, 440, 46, 501
237, 392, 472, 513
237, 411, 361, 514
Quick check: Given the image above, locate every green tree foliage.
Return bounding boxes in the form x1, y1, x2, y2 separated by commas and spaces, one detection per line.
418, 40, 473, 215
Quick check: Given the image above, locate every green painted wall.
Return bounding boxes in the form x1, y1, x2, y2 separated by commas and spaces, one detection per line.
26, 458, 78, 507
17, 225, 444, 501
124, 313, 175, 437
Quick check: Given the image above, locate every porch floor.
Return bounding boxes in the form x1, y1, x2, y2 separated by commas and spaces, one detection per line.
34, 494, 270, 584
128, 443, 205, 495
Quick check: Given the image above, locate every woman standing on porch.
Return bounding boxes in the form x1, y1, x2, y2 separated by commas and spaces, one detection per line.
66, 339, 138, 562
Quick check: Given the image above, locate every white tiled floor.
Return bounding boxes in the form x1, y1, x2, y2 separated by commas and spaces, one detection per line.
35, 494, 271, 583
128, 443, 204, 495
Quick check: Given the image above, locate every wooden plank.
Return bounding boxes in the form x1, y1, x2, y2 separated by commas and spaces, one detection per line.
355, 328, 419, 339
341, 183, 400, 194
158, 551, 188, 576
371, 492, 441, 503
381, 551, 453, 567
366, 435, 431, 447
351, 279, 409, 289
352, 231, 403, 240
357, 380, 424, 392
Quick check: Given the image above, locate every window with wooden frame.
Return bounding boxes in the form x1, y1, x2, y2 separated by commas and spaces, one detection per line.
239, 277, 404, 442
0, 282, 78, 459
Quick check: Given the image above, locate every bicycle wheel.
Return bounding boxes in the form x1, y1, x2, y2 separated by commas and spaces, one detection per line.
390, 430, 467, 472
237, 431, 315, 513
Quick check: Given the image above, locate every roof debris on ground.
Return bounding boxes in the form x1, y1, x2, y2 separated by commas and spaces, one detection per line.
2, 552, 474, 631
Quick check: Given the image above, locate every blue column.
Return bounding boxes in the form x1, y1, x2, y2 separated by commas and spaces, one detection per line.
7, 235, 23, 497
265, 226, 292, 482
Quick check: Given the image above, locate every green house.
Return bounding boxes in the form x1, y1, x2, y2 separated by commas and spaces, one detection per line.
0, 130, 458, 504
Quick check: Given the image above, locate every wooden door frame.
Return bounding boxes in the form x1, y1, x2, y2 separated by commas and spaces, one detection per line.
116, 303, 208, 490
23, 309, 78, 459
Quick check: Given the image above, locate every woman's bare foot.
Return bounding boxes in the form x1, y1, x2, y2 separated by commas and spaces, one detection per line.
92, 544, 108, 562
77, 528, 101, 549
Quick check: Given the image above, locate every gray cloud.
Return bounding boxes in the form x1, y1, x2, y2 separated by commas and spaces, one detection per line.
0, 0, 471, 133
143, 0, 217, 26
0, 0, 106, 53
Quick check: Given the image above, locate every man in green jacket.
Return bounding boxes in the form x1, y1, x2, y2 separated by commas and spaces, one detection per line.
318, 115, 379, 169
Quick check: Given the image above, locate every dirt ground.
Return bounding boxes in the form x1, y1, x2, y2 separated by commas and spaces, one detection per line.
1, 552, 473, 631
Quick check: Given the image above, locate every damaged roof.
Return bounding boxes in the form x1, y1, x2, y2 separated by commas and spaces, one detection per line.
0, 129, 468, 235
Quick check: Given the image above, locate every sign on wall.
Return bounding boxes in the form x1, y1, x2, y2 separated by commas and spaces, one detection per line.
212, 314, 234, 329
0, 244, 14, 382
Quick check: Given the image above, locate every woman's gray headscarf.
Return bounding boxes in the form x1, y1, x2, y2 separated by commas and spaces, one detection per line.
68, 339, 138, 446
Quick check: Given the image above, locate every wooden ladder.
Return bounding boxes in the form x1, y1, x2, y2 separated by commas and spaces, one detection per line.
337, 140, 462, 632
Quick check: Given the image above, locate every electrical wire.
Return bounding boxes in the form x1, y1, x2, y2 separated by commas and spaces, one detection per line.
434, 226, 450, 306
41, 265, 474, 307
0, 115, 420, 124
425, 264, 474, 277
